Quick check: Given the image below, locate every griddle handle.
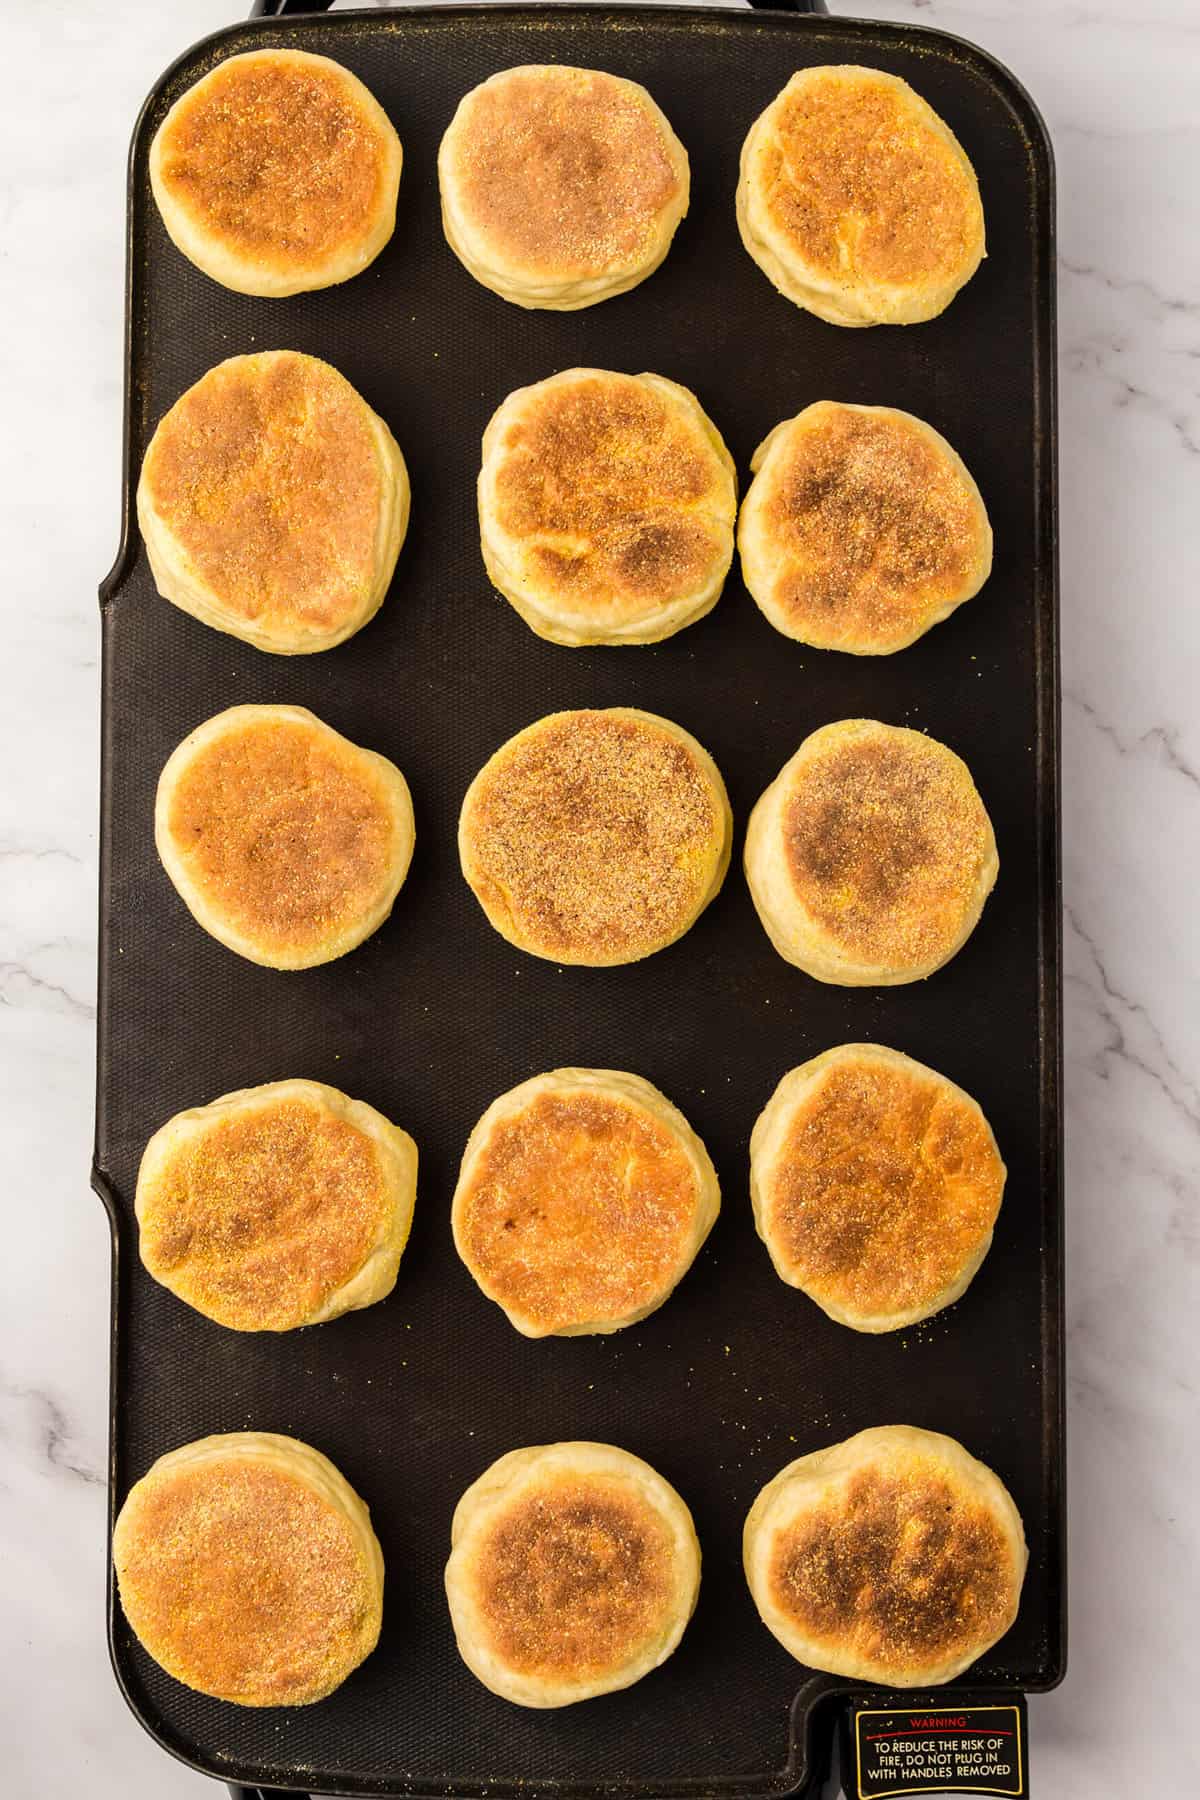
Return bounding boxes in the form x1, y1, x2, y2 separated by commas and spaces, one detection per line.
227, 1787, 312, 1799
248, 0, 829, 13
249, 0, 332, 14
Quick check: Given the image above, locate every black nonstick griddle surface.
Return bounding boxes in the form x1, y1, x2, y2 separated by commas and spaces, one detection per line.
95, 9, 1062, 1796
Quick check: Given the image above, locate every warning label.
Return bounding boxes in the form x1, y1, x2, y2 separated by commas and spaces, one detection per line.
850, 1703, 1025, 1797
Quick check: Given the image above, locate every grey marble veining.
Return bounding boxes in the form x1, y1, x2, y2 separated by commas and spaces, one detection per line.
1, 1, 1196, 1793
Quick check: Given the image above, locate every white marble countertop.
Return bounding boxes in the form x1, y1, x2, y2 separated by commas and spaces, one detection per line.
1, 0, 1196, 1793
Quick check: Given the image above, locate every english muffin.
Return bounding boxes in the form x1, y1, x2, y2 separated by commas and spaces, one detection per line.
737, 66, 985, 326
446, 1442, 700, 1707
113, 1432, 384, 1706
750, 1045, 1005, 1331
739, 402, 992, 652
155, 704, 415, 970
439, 65, 689, 309
137, 350, 409, 655
459, 708, 731, 965
136, 1080, 418, 1332
479, 368, 737, 645
453, 1069, 719, 1336
744, 719, 997, 984
744, 1425, 1027, 1685
150, 48, 402, 296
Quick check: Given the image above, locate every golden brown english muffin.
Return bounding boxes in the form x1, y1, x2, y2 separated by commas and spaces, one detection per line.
479, 369, 737, 646
155, 704, 415, 970
744, 720, 997, 985
112, 1432, 384, 1705
149, 49, 402, 296
737, 66, 985, 326
459, 708, 731, 966
750, 1045, 1005, 1331
445, 1442, 700, 1706
744, 1425, 1027, 1685
738, 402, 992, 653
453, 1069, 719, 1336
136, 1080, 418, 1331
438, 65, 689, 309
137, 350, 409, 655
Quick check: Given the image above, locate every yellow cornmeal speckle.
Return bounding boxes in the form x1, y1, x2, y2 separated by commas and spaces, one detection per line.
157, 55, 388, 268
490, 371, 733, 617
760, 70, 982, 295
142, 351, 382, 632
113, 1457, 378, 1706
456, 1089, 700, 1334
138, 1096, 388, 1331
768, 1461, 1016, 1674
783, 722, 993, 969
166, 713, 397, 960
756, 404, 986, 650
472, 1476, 675, 1679
765, 1053, 1004, 1321
461, 710, 727, 964
450, 67, 681, 276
